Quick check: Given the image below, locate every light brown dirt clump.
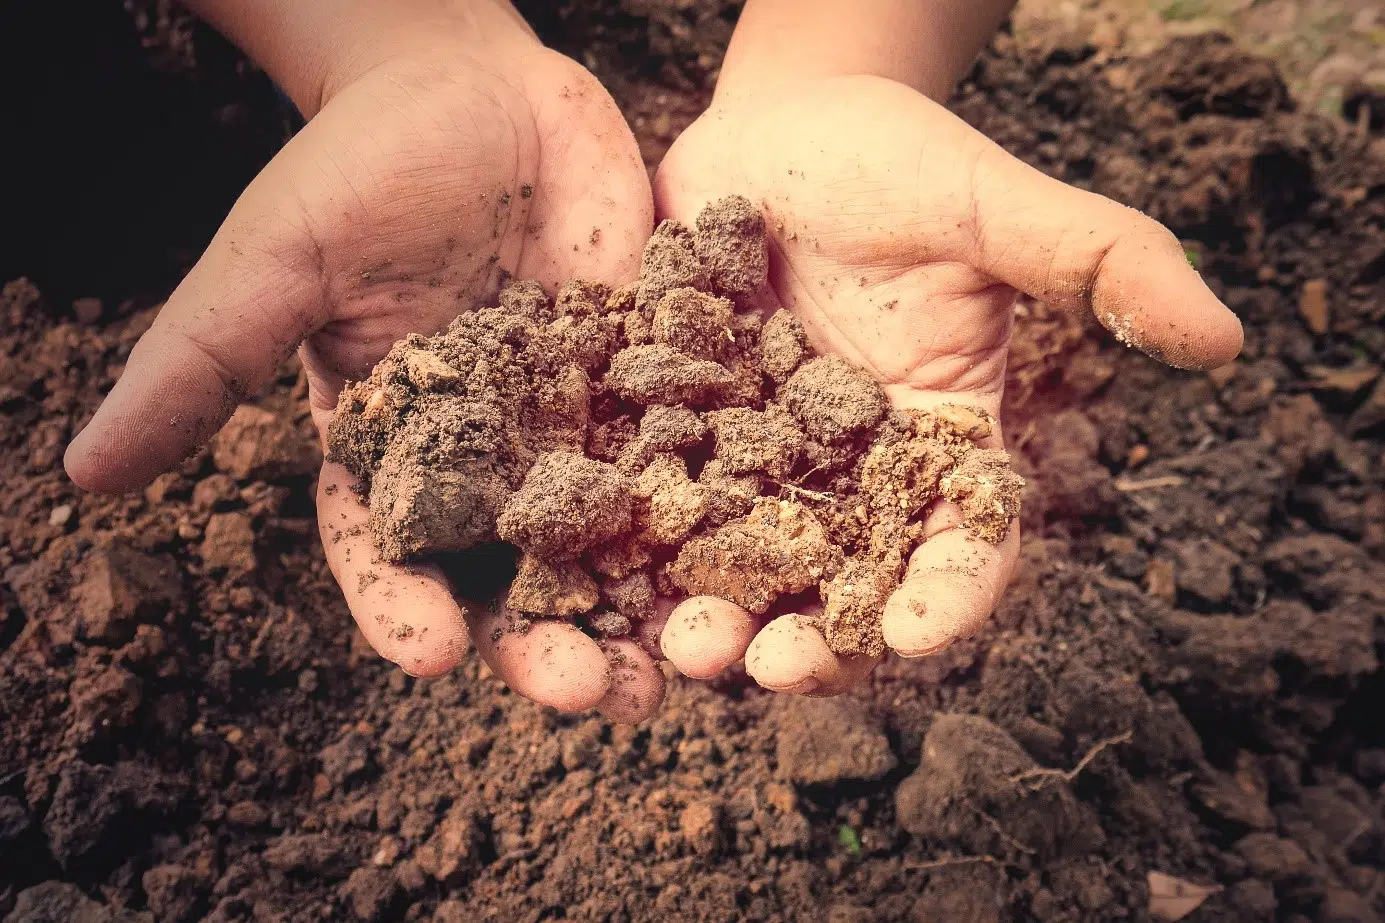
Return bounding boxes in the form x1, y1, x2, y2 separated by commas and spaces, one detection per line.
326, 197, 1023, 655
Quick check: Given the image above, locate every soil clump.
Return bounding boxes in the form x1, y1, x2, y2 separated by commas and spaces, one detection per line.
327, 198, 1021, 657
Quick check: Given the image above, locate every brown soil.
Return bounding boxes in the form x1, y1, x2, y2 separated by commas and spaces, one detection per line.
3, 4, 1385, 923
326, 198, 1017, 658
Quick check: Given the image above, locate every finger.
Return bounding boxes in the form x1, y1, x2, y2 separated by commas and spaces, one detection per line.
745, 613, 881, 696
514, 56, 654, 285
968, 136, 1242, 370
316, 460, 470, 676
597, 638, 667, 724
660, 596, 759, 680
632, 597, 677, 662
881, 502, 1020, 657
467, 605, 611, 713
64, 182, 327, 493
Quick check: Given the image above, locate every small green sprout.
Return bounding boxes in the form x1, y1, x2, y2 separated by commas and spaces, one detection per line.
837, 825, 862, 857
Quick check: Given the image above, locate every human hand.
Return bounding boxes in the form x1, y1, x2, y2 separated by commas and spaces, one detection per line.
650, 76, 1242, 694
63, 0, 663, 719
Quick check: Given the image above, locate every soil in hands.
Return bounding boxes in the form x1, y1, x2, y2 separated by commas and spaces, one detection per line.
325, 197, 1022, 657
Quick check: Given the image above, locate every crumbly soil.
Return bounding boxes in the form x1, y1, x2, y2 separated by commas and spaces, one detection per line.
326, 198, 1018, 658
4, 4, 1385, 923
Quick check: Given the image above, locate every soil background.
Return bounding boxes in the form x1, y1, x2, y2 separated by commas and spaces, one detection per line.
4, 2, 1385, 921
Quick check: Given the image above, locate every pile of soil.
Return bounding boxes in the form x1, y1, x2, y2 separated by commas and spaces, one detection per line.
3, 4, 1385, 923
326, 197, 1018, 657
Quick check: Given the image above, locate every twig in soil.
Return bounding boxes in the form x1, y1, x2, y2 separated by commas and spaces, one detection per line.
1114, 475, 1186, 492
769, 480, 835, 503
903, 853, 1004, 872
1008, 730, 1133, 792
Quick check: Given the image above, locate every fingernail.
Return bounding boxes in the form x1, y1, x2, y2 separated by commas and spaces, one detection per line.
898, 638, 954, 659
765, 677, 819, 696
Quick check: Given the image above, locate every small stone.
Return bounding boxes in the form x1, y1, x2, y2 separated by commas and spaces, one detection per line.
679, 800, 723, 856
402, 349, 462, 391
1298, 279, 1329, 335
47, 505, 73, 527
199, 512, 257, 577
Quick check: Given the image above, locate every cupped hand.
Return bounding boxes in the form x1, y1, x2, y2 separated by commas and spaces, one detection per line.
64, 20, 666, 719
651, 75, 1242, 694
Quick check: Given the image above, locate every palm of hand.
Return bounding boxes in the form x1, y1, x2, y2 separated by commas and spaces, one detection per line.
264, 48, 653, 402
657, 78, 1017, 414
299, 49, 661, 714
67, 42, 661, 718
651, 76, 1241, 695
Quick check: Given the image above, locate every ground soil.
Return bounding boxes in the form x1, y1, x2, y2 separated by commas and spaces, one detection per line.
4, 3, 1385, 922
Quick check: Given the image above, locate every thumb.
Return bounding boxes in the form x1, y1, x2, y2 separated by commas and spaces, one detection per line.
967, 141, 1243, 371
65, 182, 326, 492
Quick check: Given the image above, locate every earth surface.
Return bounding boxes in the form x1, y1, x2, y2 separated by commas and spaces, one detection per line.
3, 2, 1385, 921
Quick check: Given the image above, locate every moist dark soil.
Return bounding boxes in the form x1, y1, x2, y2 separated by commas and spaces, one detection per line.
4, 5, 1385, 923
327, 197, 1017, 658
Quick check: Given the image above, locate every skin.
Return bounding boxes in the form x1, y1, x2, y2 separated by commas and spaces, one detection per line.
652, 0, 1243, 694
62, 0, 664, 720
62, 0, 1242, 719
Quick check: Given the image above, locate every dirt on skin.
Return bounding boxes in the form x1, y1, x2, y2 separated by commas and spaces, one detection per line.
4, 3, 1385, 923
326, 197, 1020, 658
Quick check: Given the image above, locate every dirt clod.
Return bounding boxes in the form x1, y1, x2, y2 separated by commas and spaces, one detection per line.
325, 198, 1021, 654
782, 356, 889, 443
692, 194, 769, 296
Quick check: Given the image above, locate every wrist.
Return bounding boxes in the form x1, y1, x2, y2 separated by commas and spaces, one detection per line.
714, 0, 1014, 106
184, 0, 540, 118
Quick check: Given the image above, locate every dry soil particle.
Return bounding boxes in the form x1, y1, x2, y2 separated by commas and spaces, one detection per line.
326, 197, 1022, 652
666, 499, 842, 614
495, 452, 633, 561
781, 356, 889, 443
693, 194, 770, 296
